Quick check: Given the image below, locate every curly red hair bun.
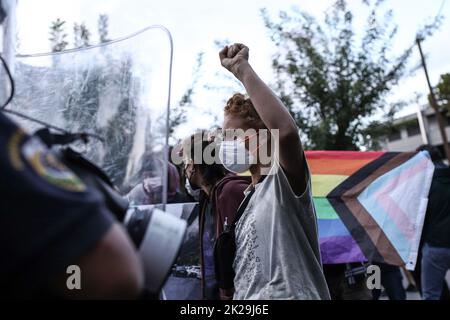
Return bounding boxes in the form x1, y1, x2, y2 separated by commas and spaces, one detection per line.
224, 93, 266, 129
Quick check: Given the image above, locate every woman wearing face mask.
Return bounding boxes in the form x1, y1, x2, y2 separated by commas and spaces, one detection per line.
218, 44, 330, 300
182, 130, 250, 300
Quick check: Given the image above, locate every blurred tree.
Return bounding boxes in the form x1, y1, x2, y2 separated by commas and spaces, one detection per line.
50, 17, 138, 188
73, 22, 91, 48
49, 18, 68, 52
98, 14, 110, 44
434, 73, 450, 114
73, 23, 82, 48
73, 22, 83, 48
100, 56, 138, 187
48, 15, 197, 188
63, 54, 139, 188
262, 0, 441, 150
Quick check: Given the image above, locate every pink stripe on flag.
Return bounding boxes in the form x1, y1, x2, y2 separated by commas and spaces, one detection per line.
371, 157, 430, 242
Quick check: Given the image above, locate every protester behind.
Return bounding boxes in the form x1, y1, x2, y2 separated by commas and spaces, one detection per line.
126, 158, 188, 205
181, 130, 250, 300
415, 145, 450, 300
323, 263, 372, 300
371, 263, 406, 300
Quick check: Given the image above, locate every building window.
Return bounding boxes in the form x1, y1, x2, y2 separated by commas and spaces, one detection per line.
405, 119, 421, 137
388, 129, 401, 142
406, 125, 420, 137
427, 114, 436, 125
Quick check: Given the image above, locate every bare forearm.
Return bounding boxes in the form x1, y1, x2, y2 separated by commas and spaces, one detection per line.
238, 62, 307, 195
220, 43, 307, 194
237, 62, 298, 137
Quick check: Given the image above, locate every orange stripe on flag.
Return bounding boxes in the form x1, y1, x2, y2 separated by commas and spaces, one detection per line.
305, 151, 384, 160
307, 158, 376, 175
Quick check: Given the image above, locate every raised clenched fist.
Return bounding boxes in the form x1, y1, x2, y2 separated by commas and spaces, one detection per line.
219, 43, 250, 79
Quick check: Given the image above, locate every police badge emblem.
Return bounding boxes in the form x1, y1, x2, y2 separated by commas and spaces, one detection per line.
21, 136, 86, 192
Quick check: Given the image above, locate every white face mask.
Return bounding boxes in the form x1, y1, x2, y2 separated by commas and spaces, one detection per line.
219, 139, 255, 174
185, 178, 200, 201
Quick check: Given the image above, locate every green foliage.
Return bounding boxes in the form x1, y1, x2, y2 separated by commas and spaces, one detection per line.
262, 0, 439, 150
434, 73, 450, 114
360, 120, 393, 151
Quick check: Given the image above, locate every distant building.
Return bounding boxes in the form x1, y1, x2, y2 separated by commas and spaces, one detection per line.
380, 106, 450, 156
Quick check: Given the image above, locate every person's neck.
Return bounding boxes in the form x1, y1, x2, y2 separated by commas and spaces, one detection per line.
201, 184, 212, 196
250, 165, 261, 186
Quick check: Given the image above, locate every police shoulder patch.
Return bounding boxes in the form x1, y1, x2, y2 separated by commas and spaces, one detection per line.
21, 137, 86, 192
8, 128, 27, 170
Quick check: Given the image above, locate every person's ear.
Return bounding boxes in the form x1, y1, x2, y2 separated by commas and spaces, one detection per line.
192, 165, 204, 185
190, 165, 196, 177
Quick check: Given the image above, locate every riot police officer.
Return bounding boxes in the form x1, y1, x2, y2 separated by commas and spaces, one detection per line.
0, 1, 143, 299
0, 107, 144, 299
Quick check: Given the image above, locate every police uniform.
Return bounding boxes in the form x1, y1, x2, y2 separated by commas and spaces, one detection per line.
0, 112, 114, 298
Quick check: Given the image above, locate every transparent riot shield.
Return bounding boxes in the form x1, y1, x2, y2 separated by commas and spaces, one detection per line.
9, 26, 187, 296
13, 26, 173, 201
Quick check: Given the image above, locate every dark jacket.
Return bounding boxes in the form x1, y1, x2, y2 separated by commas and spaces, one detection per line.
198, 174, 251, 300
422, 167, 450, 248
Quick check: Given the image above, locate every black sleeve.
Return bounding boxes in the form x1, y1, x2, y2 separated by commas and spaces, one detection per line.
0, 114, 115, 298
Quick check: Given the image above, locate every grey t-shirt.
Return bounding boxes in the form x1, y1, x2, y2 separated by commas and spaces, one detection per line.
233, 159, 330, 300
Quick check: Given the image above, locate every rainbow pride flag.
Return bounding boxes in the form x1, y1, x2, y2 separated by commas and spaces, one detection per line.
306, 151, 434, 270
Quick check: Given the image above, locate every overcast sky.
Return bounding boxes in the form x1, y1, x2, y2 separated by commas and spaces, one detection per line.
15, 0, 450, 139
